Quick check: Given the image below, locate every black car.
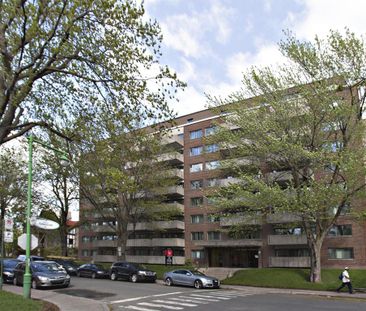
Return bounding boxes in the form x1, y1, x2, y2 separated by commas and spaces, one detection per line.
13, 260, 70, 289
51, 259, 79, 276
0, 258, 21, 283
76, 263, 109, 279
109, 262, 156, 283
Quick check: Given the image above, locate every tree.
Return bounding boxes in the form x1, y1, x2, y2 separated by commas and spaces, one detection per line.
207, 29, 366, 283
78, 115, 182, 261
0, 0, 183, 145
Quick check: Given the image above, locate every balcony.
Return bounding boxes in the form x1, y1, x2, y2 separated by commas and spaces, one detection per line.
194, 239, 262, 247
157, 151, 184, 166
165, 185, 184, 197
269, 256, 310, 268
267, 170, 293, 182
217, 178, 242, 187
93, 255, 116, 262
267, 213, 302, 223
220, 215, 261, 226
161, 135, 183, 149
92, 240, 116, 248
126, 255, 185, 265
127, 220, 185, 231
268, 235, 307, 245
152, 238, 185, 247
127, 239, 152, 247
166, 168, 184, 179
94, 225, 116, 233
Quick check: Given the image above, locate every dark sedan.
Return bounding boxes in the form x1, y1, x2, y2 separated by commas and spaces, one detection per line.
163, 269, 220, 289
13, 261, 70, 289
76, 263, 109, 279
109, 262, 156, 283
51, 259, 79, 276
0, 258, 21, 283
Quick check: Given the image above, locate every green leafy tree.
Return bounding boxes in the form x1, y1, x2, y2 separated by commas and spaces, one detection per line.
0, 0, 183, 145
78, 115, 182, 261
208, 29, 366, 283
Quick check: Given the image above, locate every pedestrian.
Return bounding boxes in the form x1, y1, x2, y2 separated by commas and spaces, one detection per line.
336, 266, 353, 294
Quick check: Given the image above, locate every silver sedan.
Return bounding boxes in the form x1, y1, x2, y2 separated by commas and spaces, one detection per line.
163, 269, 220, 289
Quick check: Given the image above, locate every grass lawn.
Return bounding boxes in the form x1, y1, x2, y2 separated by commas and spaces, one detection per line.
0, 290, 43, 311
222, 268, 366, 291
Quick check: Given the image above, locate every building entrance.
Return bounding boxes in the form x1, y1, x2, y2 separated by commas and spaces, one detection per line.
207, 247, 259, 268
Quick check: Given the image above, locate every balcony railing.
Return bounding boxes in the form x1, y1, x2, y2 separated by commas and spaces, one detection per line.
269, 256, 310, 268
194, 239, 262, 247
157, 152, 184, 165
152, 238, 185, 247
268, 234, 307, 245
92, 240, 116, 247
220, 215, 261, 226
127, 220, 185, 231
267, 213, 302, 223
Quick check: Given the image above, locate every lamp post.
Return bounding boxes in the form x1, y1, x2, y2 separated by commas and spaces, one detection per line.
23, 134, 69, 299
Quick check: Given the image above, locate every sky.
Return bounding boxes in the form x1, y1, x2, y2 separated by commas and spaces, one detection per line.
144, 0, 366, 117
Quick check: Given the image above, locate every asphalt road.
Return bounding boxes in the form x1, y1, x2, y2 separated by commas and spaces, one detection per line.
51, 276, 366, 311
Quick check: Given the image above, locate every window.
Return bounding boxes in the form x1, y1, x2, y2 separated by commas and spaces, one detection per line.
206, 178, 220, 187
191, 250, 204, 259
191, 215, 204, 224
207, 231, 221, 240
190, 163, 203, 173
328, 248, 354, 259
190, 146, 203, 156
328, 224, 352, 236
187, 118, 194, 123
205, 144, 219, 153
207, 214, 220, 223
206, 160, 220, 170
81, 250, 89, 257
190, 180, 203, 189
205, 126, 217, 136
206, 196, 216, 205
191, 197, 203, 207
191, 232, 204, 240
190, 129, 202, 140
81, 236, 91, 243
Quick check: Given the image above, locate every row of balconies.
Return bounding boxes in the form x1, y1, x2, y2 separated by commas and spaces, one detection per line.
92, 237, 185, 248
220, 213, 302, 226
94, 220, 185, 233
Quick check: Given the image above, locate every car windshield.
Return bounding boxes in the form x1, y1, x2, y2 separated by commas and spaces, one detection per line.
32, 262, 64, 273
2, 259, 19, 268
190, 270, 205, 276
134, 264, 146, 270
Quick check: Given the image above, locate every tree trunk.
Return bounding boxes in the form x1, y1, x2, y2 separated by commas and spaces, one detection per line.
59, 226, 68, 257
116, 221, 128, 261
309, 240, 322, 283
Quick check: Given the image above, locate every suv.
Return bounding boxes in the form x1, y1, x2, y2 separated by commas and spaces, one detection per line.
13, 261, 70, 289
109, 262, 156, 283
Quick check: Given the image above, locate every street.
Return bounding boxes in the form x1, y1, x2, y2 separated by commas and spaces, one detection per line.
49, 277, 366, 311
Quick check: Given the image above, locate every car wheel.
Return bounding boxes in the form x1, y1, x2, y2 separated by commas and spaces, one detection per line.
110, 272, 117, 281
91, 272, 96, 279
165, 277, 173, 286
130, 274, 138, 283
63, 283, 69, 288
31, 280, 38, 289
194, 280, 203, 289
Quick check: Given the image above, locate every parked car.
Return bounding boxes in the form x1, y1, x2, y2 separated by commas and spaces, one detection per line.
0, 258, 21, 283
109, 262, 156, 283
17, 255, 45, 262
163, 269, 220, 289
50, 259, 79, 276
13, 260, 70, 289
76, 263, 109, 279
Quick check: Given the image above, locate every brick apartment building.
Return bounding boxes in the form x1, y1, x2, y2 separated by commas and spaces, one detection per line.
78, 104, 366, 268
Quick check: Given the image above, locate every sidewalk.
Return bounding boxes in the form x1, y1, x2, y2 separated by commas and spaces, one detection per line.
3, 283, 366, 311
3, 284, 109, 311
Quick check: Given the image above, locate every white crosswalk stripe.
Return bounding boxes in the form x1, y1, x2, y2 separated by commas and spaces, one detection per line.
190, 294, 230, 300
177, 295, 219, 302
123, 306, 157, 311
169, 297, 209, 304
138, 302, 183, 310
152, 300, 198, 307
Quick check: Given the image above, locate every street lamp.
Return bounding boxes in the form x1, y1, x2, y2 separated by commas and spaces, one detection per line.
23, 134, 69, 299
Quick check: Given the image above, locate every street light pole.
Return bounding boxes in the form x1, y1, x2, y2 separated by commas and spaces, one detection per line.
23, 134, 69, 299
23, 134, 33, 298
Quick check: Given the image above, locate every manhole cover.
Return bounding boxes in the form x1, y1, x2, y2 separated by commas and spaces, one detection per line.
55, 289, 116, 300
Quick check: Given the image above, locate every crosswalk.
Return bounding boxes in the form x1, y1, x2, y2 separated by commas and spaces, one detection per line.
117, 290, 253, 311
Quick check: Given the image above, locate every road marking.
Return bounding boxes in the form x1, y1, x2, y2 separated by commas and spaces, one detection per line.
179, 295, 219, 302
170, 297, 208, 304
110, 292, 183, 304
153, 299, 197, 307
138, 302, 183, 310
190, 294, 228, 300
122, 306, 158, 311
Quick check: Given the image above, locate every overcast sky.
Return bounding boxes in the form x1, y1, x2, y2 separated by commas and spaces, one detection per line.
144, 0, 366, 116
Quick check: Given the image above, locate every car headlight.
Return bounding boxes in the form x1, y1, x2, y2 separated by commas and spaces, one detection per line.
97, 271, 104, 274
3, 272, 13, 276
68, 267, 74, 271
38, 276, 49, 282
138, 271, 146, 275
66, 274, 71, 279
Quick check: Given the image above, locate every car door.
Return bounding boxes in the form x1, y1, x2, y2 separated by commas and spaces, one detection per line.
171, 270, 186, 285
15, 263, 25, 285
179, 270, 194, 286
80, 264, 89, 277
120, 262, 130, 280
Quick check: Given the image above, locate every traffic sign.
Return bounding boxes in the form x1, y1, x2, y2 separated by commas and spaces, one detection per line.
17, 233, 38, 250
33, 218, 59, 230
5, 218, 13, 230
4, 231, 13, 243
